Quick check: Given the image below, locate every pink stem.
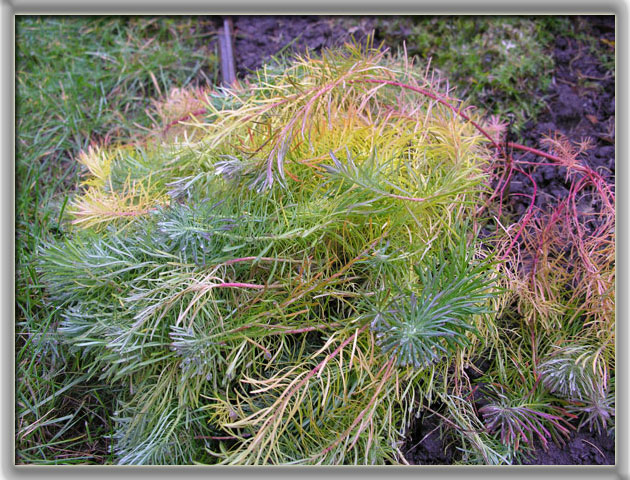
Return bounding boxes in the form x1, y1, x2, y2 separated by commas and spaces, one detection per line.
317, 356, 396, 458
353, 78, 502, 151
241, 324, 370, 453
208, 282, 267, 289
164, 108, 207, 133
500, 166, 537, 260
194, 433, 252, 440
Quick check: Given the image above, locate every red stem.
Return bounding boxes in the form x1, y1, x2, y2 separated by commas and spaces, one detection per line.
499, 166, 537, 260
354, 79, 503, 151
164, 108, 207, 133
239, 323, 370, 452
316, 356, 396, 458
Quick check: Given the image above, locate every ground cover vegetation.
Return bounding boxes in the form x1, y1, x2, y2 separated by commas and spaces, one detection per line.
16, 16, 614, 465
16, 15, 218, 463
375, 16, 611, 133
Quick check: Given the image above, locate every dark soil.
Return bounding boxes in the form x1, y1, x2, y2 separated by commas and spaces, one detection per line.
503, 15, 615, 466
521, 429, 615, 465
209, 16, 376, 77
404, 15, 616, 466
404, 409, 460, 465
205, 14, 615, 466
404, 410, 615, 466
509, 15, 615, 218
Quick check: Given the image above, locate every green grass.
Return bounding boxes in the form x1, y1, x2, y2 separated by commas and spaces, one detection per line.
375, 16, 572, 131
15, 15, 219, 464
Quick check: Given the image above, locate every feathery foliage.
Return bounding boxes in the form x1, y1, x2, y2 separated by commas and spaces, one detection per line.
38, 42, 506, 464
30, 27, 615, 464
16, 16, 218, 464
370, 234, 496, 368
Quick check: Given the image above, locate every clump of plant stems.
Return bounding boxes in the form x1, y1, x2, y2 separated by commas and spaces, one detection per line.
39, 41, 614, 465
488, 132, 616, 447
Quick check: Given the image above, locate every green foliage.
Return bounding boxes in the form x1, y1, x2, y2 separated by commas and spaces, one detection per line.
36, 43, 504, 464
488, 131, 616, 444
571, 379, 614, 436
376, 16, 557, 131
479, 384, 573, 452
539, 345, 614, 435
539, 345, 607, 401
15, 16, 218, 463
18, 16, 615, 466
370, 234, 496, 368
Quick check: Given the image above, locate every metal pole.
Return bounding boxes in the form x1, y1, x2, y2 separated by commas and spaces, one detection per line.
218, 16, 236, 87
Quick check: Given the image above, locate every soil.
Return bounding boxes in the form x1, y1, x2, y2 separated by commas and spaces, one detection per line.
210, 16, 376, 77
510, 15, 615, 217
403, 411, 614, 466
500, 15, 615, 466
521, 429, 615, 466
204, 14, 615, 466
404, 409, 460, 465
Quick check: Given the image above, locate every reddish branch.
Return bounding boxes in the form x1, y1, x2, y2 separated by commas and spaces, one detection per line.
190, 281, 271, 291
315, 356, 396, 459
360, 79, 613, 262
195, 433, 252, 441
164, 77, 612, 262
284, 323, 369, 395
226, 321, 340, 337
163, 108, 207, 133
237, 323, 370, 454
354, 78, 503, 151
499, 166, 538, 260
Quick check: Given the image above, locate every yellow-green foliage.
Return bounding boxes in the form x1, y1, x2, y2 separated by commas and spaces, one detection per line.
69, 43, 491, 235
42, 44, 506, 465
32, 24, 615, 467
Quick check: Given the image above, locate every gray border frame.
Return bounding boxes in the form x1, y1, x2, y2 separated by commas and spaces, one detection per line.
1, 1, 627, 14
6, 1, 627, 479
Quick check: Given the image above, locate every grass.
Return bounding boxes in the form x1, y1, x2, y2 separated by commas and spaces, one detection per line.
15, 15, 219, 464
375, 16, 571, 132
